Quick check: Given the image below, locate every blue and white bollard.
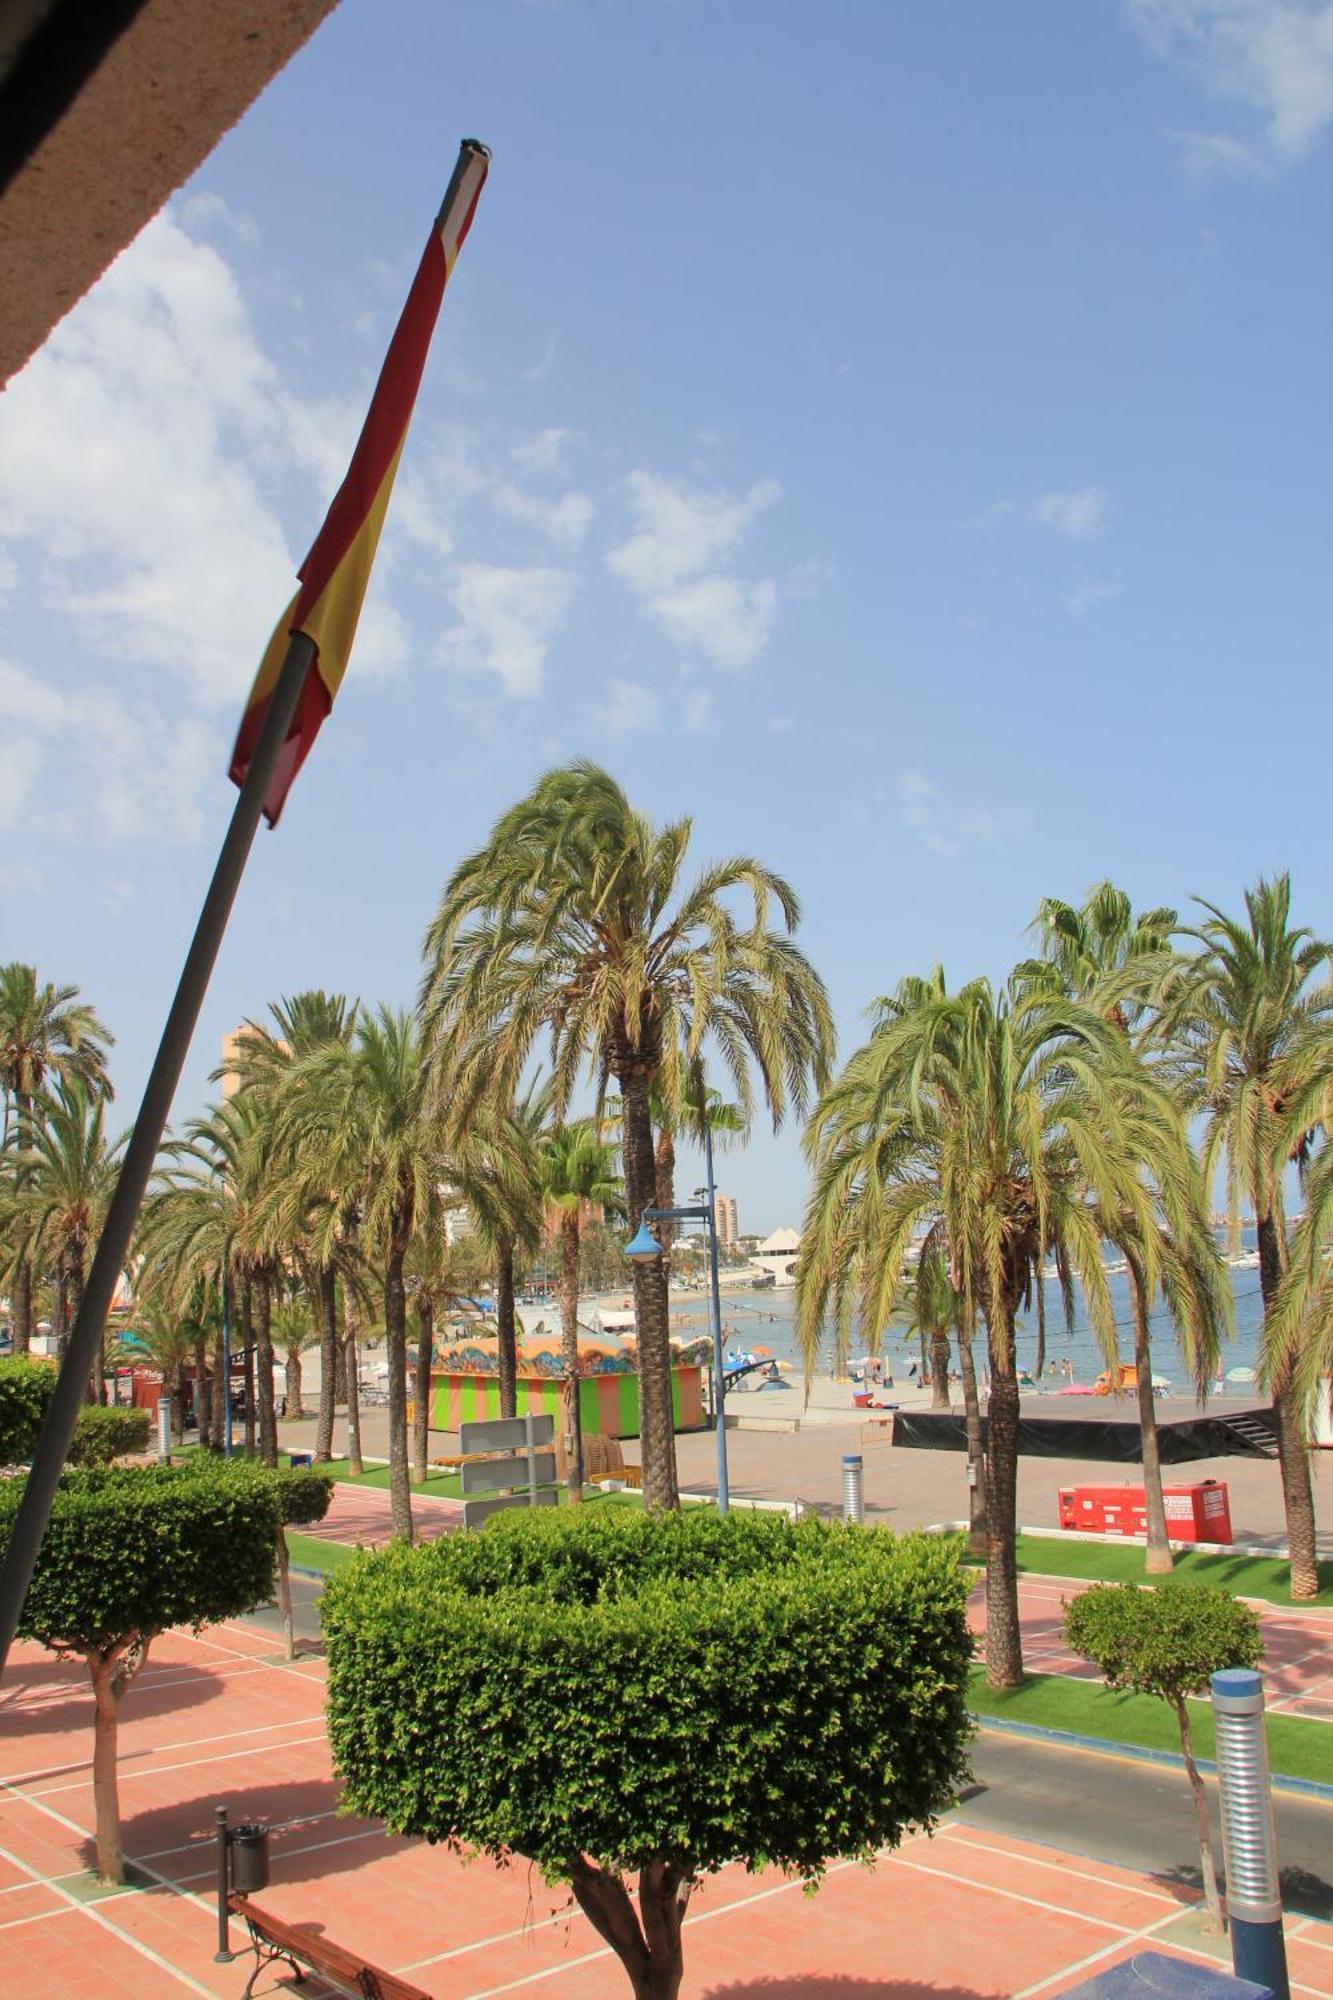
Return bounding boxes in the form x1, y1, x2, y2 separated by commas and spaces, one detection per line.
1210, 1668, 1289, 2000
842, 1453, 864, 1525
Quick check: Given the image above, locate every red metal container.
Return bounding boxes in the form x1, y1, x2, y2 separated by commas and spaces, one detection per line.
1058, 1480, 1231, 1544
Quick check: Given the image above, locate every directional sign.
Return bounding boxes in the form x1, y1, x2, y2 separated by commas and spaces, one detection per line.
462, 1489, 560, 1531
460, 1452, 558, 1494
459, 1414, 555, 1455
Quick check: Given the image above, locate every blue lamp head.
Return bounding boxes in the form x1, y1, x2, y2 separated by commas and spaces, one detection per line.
624, 1218, 663, 1262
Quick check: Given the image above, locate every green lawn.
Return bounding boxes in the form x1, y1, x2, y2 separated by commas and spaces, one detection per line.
960, 1532, 1333, 1608
969, 1666, 1330, 1784
279, 1452, 463, 1500
284, 1531, 357, 1575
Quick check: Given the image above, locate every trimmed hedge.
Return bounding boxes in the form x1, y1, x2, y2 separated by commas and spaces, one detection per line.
324, 1507, 974, 1885
67, 1405, 152, 1465
1, 1355, 161, 1468
0, 1355, 51, 1464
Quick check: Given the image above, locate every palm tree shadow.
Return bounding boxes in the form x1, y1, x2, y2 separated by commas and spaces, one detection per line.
703, 1981, 995, 1998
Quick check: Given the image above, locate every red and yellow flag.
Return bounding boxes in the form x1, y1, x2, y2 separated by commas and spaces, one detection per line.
229, 140, 490, 825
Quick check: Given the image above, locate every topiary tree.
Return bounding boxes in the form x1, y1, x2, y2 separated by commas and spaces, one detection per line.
0, 1458, 300, 1884
1064, 1582, 1263, 1932
272, 1461, 334, 1659
324, 1508, 974, 2000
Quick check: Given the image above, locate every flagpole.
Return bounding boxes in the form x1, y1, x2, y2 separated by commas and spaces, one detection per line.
0, 632, 317, 1676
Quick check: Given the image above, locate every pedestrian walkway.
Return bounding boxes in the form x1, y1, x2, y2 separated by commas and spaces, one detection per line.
967, 1573, 1333, 1722
2, 1614, 1330, 1998
300, 1479, 464, 1550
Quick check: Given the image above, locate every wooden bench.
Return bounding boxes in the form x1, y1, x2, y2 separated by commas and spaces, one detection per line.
227, 1892, 434, 2000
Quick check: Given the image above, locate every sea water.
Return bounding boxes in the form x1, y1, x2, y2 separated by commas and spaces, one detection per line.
698, 1243, 1270, 1395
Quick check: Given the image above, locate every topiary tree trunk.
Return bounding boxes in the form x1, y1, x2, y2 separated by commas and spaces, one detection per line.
87, 1635, 148, 1884
572, 1856, 690, 2000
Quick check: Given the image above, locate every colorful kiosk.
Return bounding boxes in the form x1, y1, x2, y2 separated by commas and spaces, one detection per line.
429, 1328, 706, 1440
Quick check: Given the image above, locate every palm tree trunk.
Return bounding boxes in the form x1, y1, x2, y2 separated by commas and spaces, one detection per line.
956, 1324, 986, 1558
253, 1268, 278, 1466
930, 1330, 951, 1410
984, 1301, 1024, 1689
342, 1287, 362, 1475
559, 1210, 584, 1500
1034, 1279, 1047, 1382
193, 1330, 213, 1449
1258, 1208, 1319, 1599
384, 1235, 413, 1540
1174, 1696, 1225, 1932
412, 1299, 434, 1485
918, 1328, 928, 1385
1130, 1259, 1173, 1575
617, 1063, 678, 1510
240, 1278, 256, 1453
167, 1363, 185, 1444
495, 1236, 518, 1419
12, 1090, 34, 1352
11, 1258, 32, 1355
284, 1347, 305, 1419
653, 1126, 676, 1282
316, 1264, 337, 1462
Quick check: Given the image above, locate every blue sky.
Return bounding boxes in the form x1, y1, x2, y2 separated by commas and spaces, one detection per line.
2, 1, 1331, 1232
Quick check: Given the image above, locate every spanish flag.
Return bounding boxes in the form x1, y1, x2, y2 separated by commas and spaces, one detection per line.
229, 140, 490, 825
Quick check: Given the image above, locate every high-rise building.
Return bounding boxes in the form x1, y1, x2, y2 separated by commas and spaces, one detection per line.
220, 1025, 288, 1097
713, 1193, 738, 1249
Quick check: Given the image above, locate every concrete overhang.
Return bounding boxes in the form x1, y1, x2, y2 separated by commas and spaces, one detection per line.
0, 0, 340, 388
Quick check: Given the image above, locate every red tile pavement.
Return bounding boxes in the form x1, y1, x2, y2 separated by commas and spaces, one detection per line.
300, 1481, 464, 1549
1, 1612, 1329, 1999
968, 1572, 1333, 1722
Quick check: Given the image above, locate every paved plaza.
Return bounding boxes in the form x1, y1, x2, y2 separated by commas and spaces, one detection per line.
2, 1607, 1331, 1999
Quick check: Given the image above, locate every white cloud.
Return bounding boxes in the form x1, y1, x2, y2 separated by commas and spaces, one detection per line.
608, 471, 780, 594
650, 576, 778, 671
606, 470, 783, 671
0, 210, 298, 710
597, 679, 662, 735
898, 771, 1015, 858
1130, 0, 1333, 167
0, 657, 216, 843
439, 564, 575, 697
0, 858, 47, 896
1029, 487, 1111, 541
510, 429, 580, 479
1176, 127, 1272, 175
1066, 576, 1125, 618
521, 328, 561, 383
491, 481, 596, 548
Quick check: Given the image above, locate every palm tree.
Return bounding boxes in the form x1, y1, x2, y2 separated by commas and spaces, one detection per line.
1153, 876, 1333, 1599
222, 993, 359, 1461
1, 1079, 124, 1398
139, 1095, 284, 1463
279, 1008, 437, 1538
420, 761, 834, 1508
1022, 882, 1229, 1573
537, 1121, 624, 1497
0, 965, 113, 1352
798, 972, 1178, 1687
895, 1239, 987, 1552
117, 1297, 193, 1442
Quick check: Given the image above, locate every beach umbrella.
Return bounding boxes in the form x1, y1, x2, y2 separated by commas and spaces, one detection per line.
1225, 1365, 1257, 1383
1151, 1374, 1170, 1390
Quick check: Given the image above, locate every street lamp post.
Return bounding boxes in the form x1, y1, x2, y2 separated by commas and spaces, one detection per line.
625, 1178, 730, 1517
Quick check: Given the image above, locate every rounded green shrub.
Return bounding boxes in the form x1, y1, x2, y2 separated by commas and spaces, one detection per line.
324, 1507, 974, 1884
67, 1404, 153, 1465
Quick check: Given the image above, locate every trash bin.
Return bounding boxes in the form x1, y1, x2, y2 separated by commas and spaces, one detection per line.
1052, 1948, 1273, 1998
228, 1823, 270, 1895
288, 1450, 313, 1470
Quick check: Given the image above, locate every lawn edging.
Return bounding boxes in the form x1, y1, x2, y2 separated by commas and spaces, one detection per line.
974, 1710, 1333, 1803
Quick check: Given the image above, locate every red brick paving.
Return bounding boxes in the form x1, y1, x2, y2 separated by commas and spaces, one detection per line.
301, 1481, 464, 1550
2, 1613, 1329, 1998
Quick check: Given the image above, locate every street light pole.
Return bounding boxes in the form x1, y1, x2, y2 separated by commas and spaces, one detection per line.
625, 1189, 730, 1517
